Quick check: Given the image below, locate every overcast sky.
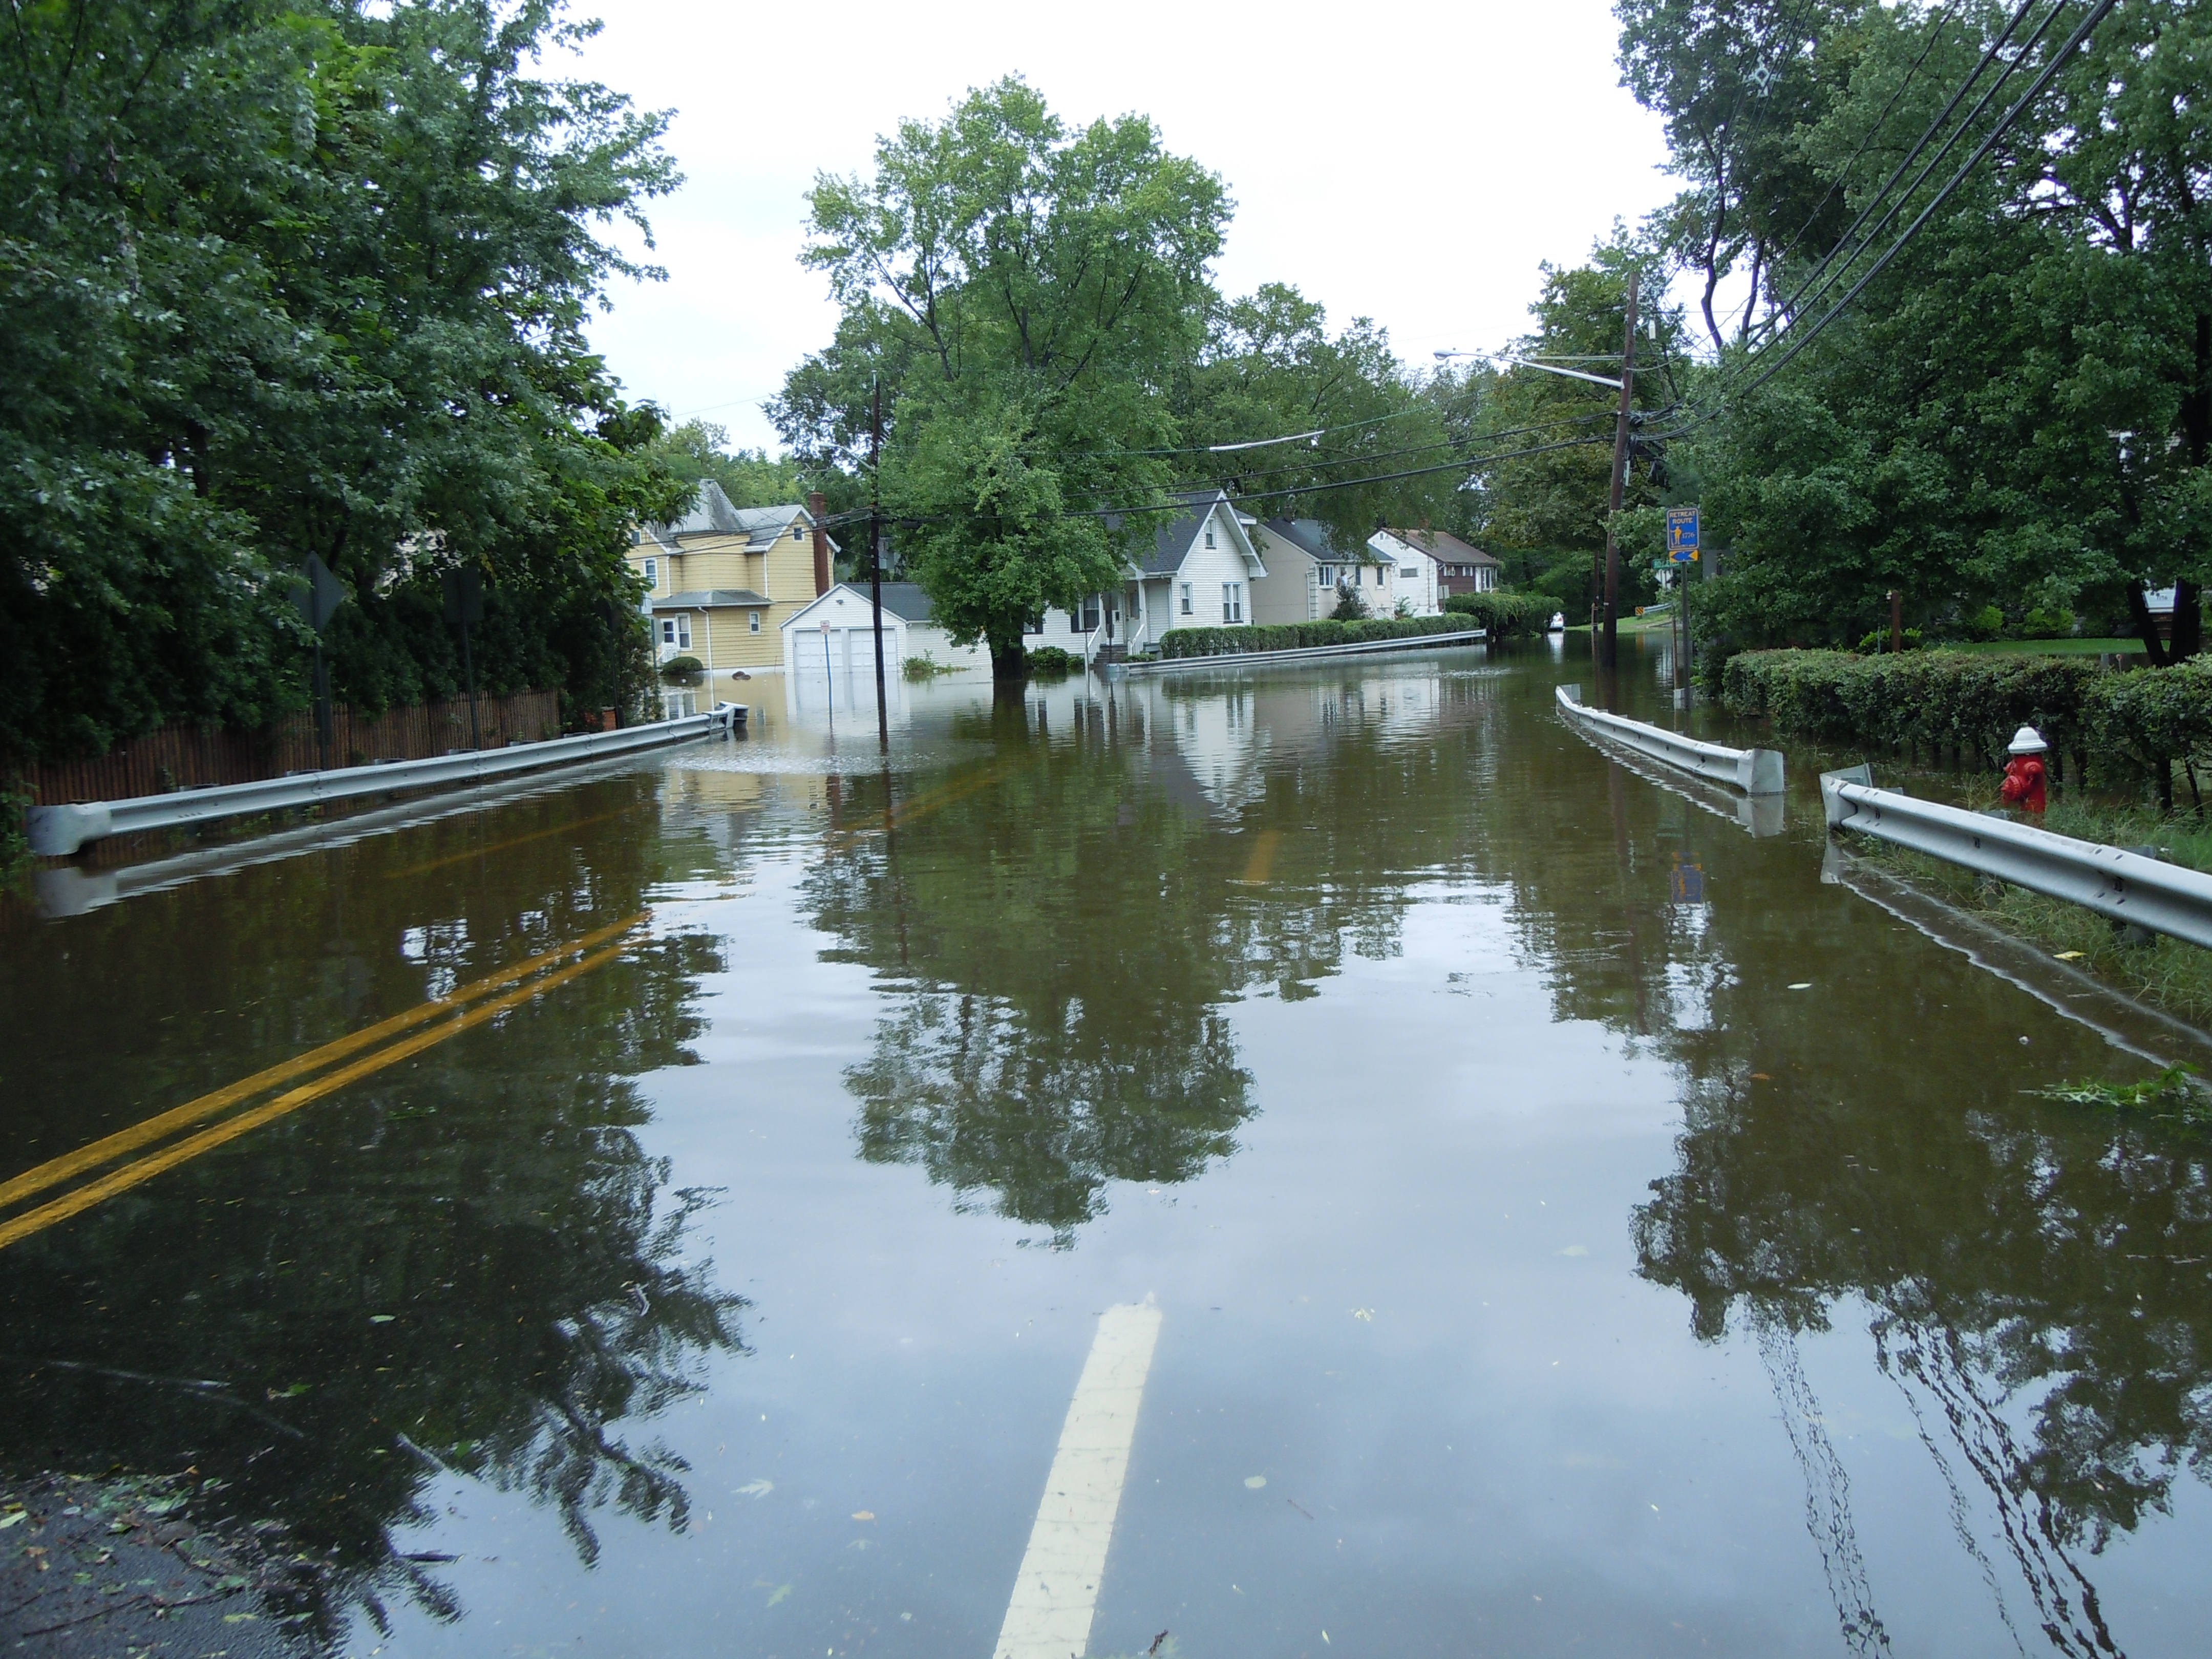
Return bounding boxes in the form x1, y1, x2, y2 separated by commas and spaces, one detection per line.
568, 0, 1679, 454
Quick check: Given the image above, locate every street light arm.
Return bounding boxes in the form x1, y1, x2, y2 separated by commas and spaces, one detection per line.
1434, 349, 1624, 391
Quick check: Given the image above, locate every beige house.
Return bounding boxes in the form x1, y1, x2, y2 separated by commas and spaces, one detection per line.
1248, 518, 1405, 624
630, 481, 839, 712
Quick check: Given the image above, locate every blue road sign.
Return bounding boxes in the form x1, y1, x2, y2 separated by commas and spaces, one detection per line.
1666, 505, 1700, 563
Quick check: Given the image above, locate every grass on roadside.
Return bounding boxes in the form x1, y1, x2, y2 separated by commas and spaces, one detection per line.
1853, 797, 2212, 1027
1946, 636, 2146, 656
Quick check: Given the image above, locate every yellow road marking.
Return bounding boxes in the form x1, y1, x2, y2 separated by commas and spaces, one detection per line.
385, 810, 635, 880
0, 933, 641, 1252
1232, 828, 1283, 886
0, 913, 647, 1216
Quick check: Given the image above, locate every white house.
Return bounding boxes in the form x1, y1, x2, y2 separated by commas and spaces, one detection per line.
1248, 518, 1405, 624
1023, 489, 1268, 658
1365, 530, 1447, 616
780, 581, 989, 680
1380, 527, 1500, 599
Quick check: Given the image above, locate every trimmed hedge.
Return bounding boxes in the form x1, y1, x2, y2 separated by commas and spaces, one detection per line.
1720, 648, 2212, 781
1156, 614, 1479, 660
1443, 590, 1557, 638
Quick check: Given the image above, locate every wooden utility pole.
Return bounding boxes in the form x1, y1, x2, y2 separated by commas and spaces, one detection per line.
1888, 588, 1903, 654
870, 374, 888, 747
1600, 271, 1640, 673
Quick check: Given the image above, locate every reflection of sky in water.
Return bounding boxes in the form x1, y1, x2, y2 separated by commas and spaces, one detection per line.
1, 641, 2207, 1657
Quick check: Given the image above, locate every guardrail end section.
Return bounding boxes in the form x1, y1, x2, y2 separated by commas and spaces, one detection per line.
1744, 748, 1786, 797
1558, 683, 1582, 709
26, 802, 108, 858
1819, 763, 1874, 831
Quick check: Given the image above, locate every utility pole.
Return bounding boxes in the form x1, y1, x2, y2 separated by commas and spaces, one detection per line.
1600, 270, 1639, 674
870, 373, 888, 748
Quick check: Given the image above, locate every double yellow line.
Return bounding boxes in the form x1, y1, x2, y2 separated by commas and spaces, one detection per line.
0, 912, 650, 1252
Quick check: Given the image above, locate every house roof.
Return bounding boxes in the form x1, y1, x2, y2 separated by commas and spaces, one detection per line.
639, 480, 839, 553
1381, 527, 1500, 567
654, 589, 771, 610
1120, 490, 1263, 577
1257, 518, 1376, 564
780, 582, 935, 628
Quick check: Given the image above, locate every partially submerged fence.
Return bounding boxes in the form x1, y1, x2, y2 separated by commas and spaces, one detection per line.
1556, 685, 1785, 795
22, 690, 562, 807
1820, 764, 2212, 948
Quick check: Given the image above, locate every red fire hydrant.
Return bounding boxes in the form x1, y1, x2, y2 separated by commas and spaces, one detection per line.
2001, 724, 2048, 813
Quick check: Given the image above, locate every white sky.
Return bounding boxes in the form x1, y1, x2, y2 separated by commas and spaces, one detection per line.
567, 0, 1680, 454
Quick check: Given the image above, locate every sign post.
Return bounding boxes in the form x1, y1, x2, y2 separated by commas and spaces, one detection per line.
294, 555, 347, 771
441, 569, 485, 750
1665, 507, 1700, 705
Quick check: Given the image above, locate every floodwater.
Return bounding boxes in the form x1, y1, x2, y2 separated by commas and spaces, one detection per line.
4, 641, 2210, 1659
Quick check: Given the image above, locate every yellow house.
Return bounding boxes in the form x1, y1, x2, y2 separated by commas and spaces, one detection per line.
630, 481, 840, 713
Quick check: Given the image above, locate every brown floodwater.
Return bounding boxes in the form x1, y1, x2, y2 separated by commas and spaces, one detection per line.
3, 637, 2209, 1658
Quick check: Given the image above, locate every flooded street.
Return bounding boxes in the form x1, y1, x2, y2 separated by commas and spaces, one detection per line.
5, 642, 2210, 1658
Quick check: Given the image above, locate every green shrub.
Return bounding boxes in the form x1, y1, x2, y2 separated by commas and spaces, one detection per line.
1156, 614, 1478, 660
658, 654, 705, 680
1331, 588, 1370, 622
2020, 606, 2075, 640
1721, 647, 2212, 784
902, 654, 964, 680
1025, 646, 1080, 676
1443, 590, 1557, 638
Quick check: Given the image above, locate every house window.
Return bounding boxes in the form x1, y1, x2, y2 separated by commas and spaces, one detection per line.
1180, 583, 1193, 615
749, 611, 761, 633
1204, 526, 1216, 549
792, 525, 805, 540
661, 616, 691, 649
1221, 583, 1243, 623
643, 556, 658, 591
1071, 606, 1083, 634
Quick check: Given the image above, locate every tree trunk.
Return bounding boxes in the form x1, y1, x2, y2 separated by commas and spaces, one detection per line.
991, 639, 1029, 682
2126, 581, 2171, 666
2174, 578, 2202, 664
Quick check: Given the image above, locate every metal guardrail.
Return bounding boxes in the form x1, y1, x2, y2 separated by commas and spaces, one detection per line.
1820, 763, 2212, 948
1117, 627, 1485, 676
1556, 685, 1784, 795
28, 704, 742, 858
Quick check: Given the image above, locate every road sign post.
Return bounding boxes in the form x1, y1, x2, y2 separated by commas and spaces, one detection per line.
441, 569, 485, 750
1664, 507, 1700, 703
294, 555, 347, 771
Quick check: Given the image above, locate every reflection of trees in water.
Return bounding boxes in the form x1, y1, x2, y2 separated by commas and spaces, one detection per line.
807, 682, 1499, 1238
1, 886, 748, 1642
848, 992, 1248, 1242
1632, 1051, 2212, 1656
1462, 704, 2209, 1652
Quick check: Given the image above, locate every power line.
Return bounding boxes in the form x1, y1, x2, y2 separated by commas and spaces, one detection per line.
1742, 0, 2048, 356
1648, 0, 2117, 442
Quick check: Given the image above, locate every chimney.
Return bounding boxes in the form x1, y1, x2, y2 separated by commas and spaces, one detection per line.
809, 492, 830, 596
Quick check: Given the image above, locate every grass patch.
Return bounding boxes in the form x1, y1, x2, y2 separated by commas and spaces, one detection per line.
901, 654, 966, 681
2030, 1064, 2210, 1126
1851, 797, 2212, 1027
1946, 636, 2146, 656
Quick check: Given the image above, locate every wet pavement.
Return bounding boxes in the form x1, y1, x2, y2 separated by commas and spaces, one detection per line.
4, 640, 2209, 1658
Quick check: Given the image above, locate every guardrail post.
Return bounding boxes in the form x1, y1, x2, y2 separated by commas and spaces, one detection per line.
1820, 764, 1872, 830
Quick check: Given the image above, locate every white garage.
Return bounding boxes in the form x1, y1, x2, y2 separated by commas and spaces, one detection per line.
780, 582, 988, 682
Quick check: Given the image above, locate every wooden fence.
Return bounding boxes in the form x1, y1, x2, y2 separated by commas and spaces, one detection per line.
21, 690, 564, 806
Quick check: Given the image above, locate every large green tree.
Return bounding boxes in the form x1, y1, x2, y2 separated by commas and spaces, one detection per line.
0, 0, 683, 769
775, 77, 1228, 678
1172, 284, 1465, 557
1633, 0, 2212, 660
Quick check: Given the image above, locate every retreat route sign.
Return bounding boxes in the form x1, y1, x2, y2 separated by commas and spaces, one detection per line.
1666, 505, 1700, 564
